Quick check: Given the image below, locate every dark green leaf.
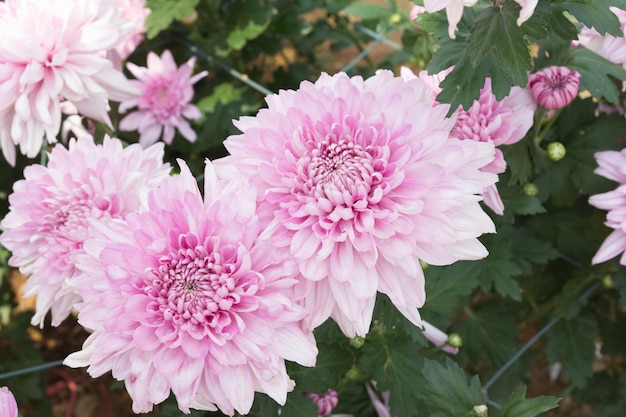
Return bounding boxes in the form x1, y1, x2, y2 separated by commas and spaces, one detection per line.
419, 358, 483, 417
552, 0, 626, 36
279, 389, 319, 417
499, 386, 560, 417
341, 2, 392, 20
545, 315, 598, 387
569, 46, 626, 104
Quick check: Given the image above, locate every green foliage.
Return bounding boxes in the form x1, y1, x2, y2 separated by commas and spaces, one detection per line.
498, 386, 560, 417
145, 0, 200, 39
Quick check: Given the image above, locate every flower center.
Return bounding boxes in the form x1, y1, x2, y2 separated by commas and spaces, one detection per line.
144, 77, 182, 121
144, 234, 260, 344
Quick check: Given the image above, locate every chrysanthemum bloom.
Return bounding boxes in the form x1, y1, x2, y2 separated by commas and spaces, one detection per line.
65, 161, 318, 415
111, 0, 150, 61
0, 0, 138, 165
216, 70, 497, 337
422, 320, 459, 355
0, 387, 18, 417
305, 389, 339, 417
0, 135, 170, 327
119, 50, 208, 147
528, 66, 581, 110
589, 149, 626, 265
452, 78, 536, 214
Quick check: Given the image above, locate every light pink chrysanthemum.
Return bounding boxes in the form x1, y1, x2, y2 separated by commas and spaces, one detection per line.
111, 0, 150, 61
0, 0, 138, 166
528, 66, 581, 110
422, 320, 459, 355
215, 70, 497, 337
0, 135, 170, 327
577, 7, 626, 71
589, 149, 626, 265
452, 78, 536, 214
0, 387, 18, 417
64, 161, 318, 415
305, 389, 339, 417
119, 50, 208, 147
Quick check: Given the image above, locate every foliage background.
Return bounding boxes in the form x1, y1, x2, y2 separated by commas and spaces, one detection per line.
2, 0, 626, 416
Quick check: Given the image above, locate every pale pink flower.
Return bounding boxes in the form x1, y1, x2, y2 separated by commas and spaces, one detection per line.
577, 7, 626, 70
528, 66, 581, 110
0, 387, 18, 417
514, 0, 538, 26
423, 0, 478, 39
0, 135, 170, 327
64, 161, 318, 415
119, 50, 208, 147
452, 78, 536, 214
111, 0, 150, 61
589, 149, 626, 265
215, 70, 497, 337
366, 382, 393, 417
305, 389, 339, 416
409, 4, 426, 28
400, 66, 452, 101
0, 0, 138, 165
422, 320, 459, 354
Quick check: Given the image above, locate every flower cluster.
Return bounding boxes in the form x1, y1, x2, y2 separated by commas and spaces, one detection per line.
0, 135, 170, 326
0, 0, 138, 165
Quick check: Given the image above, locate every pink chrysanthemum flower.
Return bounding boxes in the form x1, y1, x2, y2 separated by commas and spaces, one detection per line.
452, 78, 536, 214
0, 0, 138, 166
0, 135, 170, 327
589, 149, 626, 265
64, 161, 318, 415
215, 70, 497, 337
0, 387, 18, 417
119, 50, 208, 147
528, 66, 581, 110
111, 0, 150, 61
305, 389, 339, 417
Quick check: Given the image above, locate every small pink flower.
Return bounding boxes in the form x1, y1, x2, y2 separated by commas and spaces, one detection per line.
305, 389, 339, 416
64, 161, 317, 415
589, 149, 626, 265
0, 135, 170, 327
119, 50, 208, 147
422, 320, 459, 354
528, 66, 581, 110
0, 386, 18, 417
0, 0, 138, 165
215, 70, 497, 337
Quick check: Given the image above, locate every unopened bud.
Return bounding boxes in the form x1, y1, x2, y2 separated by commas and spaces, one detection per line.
523, 183, 539, 197
547, 142, 566, 161
473, 404, 488, 417
447, 333, 463, 348
180, 10, 198, 25
350, 336, 366, 349
389, 13, 402, 25
602, 274, 614, 289
345, 366, 360, 381
528, 66, 580, 110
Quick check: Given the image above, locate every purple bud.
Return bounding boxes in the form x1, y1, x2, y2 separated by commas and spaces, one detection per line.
528, 66, 580, 110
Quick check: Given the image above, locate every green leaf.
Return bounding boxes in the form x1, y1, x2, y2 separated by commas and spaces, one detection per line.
499, 386, 560, 417
453, 302, 518, 367
196, 83, 246, 113
145, 0, 200, 39
287, 343, 354, 393
279, 389, 319, 417
569, 47, 626, 104
545, 315, 598, 387
360, 335, 423, 417
552, 0, 626, 36
341, 2, 392, 20
225, 3, 277, 51
466, 4, 533, 86
419, 358, 483, 417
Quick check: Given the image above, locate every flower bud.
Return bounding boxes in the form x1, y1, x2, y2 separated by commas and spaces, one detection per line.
473, 404, 488, 417
602, 274, 614, 289
0, 387, 18, 417
523, 183, 539, 197
345, 366, 361, 381
547, 142, 566, 161
447, 333, 463, 348
304, 389, 339, 417
528, 66, 580, 110
350, 336, 366, 349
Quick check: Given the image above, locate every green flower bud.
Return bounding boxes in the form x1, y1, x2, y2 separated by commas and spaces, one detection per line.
345, 366, 361, 381
547, 142, 566, 161
602, 274, 614, 289
523, 183, 539, 197
473, 404, 488, 417
349, 336, 366, 349
447, 333, 463, 348
389, 13, 402, 25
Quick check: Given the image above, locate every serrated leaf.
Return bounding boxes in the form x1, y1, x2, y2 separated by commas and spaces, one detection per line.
279, 389, 319, 417
545, 315, 598, 387
552, 0, 626, 36
453, 302, 518, 367
498, 184, 547, 224
419, 358, 483, 417
360, 335, 422, 417
225, 3, 277, 51
145, 0, 200, 39
196, 83, 246, 113
569, 46, 626, 104
437, 55, 488, 111
341, 2, 392, 20
287, 343, 353, 393
499, 386, 560, 417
